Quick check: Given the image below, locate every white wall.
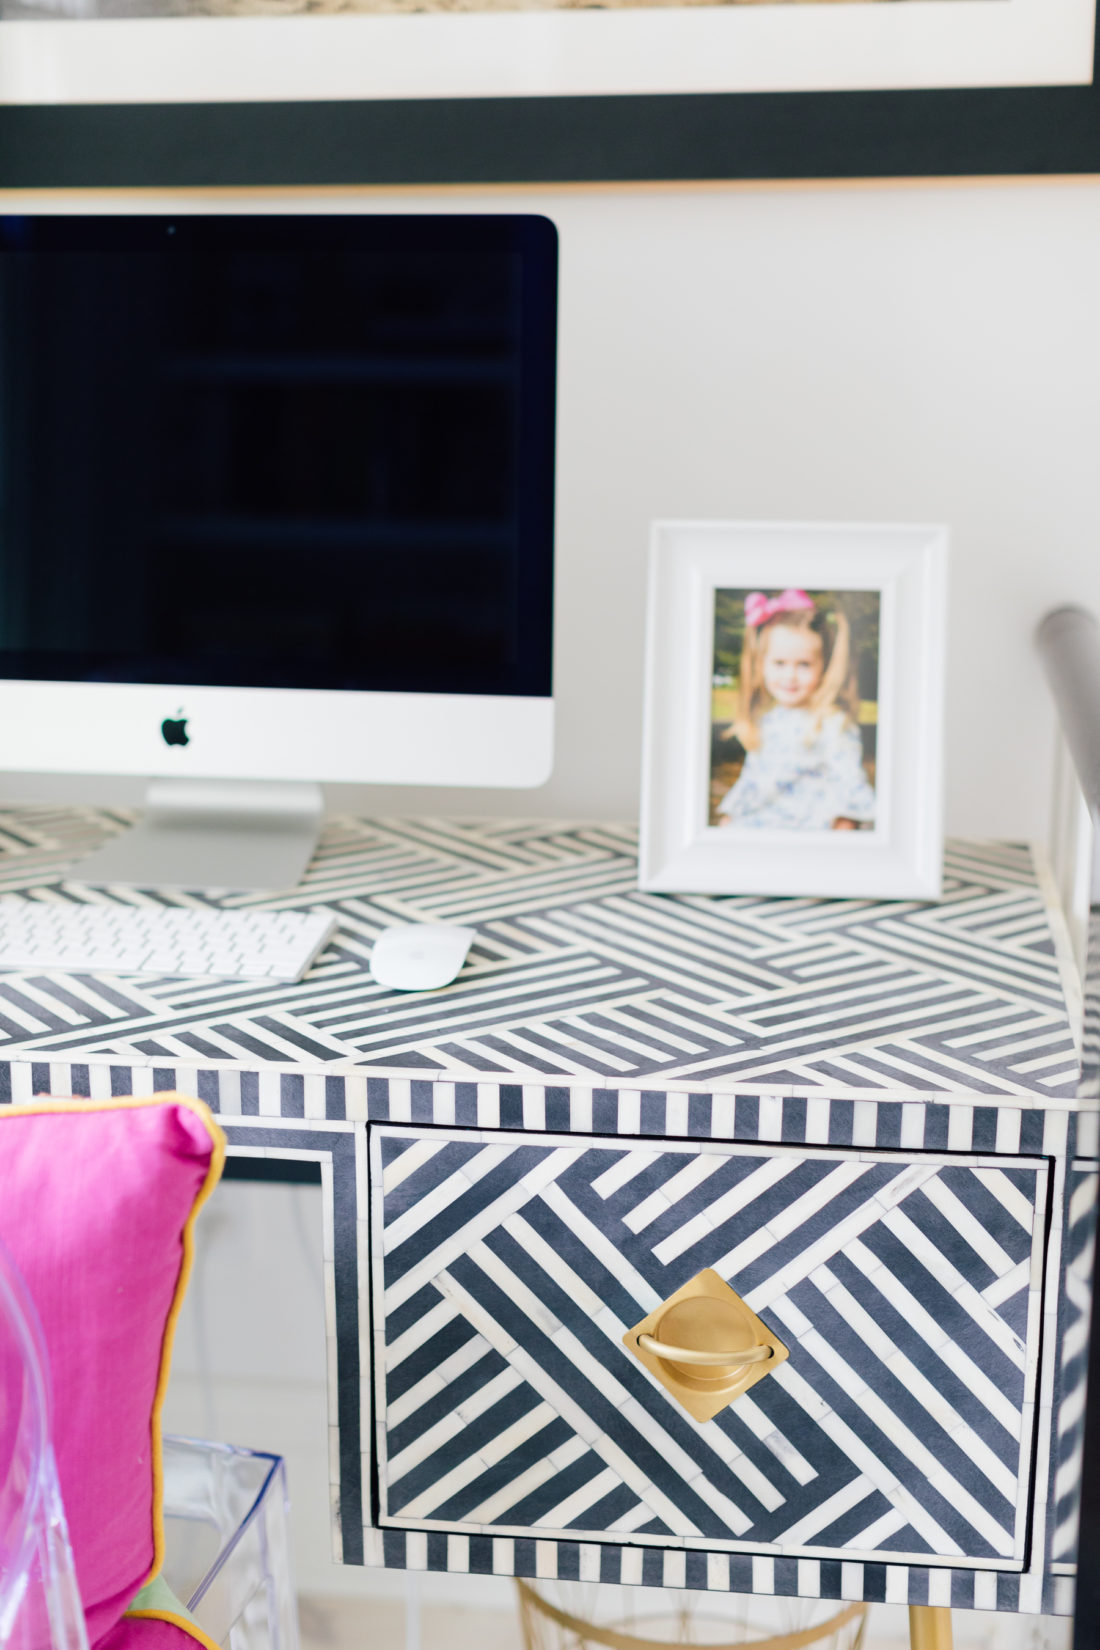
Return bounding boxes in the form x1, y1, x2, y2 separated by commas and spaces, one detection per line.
2, 178, 1098, 841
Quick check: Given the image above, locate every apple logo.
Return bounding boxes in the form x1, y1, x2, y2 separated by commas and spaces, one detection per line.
161, 712, 189, 748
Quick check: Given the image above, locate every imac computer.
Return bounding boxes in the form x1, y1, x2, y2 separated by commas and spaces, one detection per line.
0, 214, 557, 889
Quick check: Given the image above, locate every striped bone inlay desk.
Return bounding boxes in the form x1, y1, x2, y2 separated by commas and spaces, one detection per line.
0, 809, 1092, 1621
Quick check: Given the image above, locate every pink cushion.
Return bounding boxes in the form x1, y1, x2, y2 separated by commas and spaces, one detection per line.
0, 1097, 224, 1647
99, 1614, 219, 1650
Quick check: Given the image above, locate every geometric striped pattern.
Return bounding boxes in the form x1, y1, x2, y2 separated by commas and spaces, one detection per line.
369, 1526, 1056, 1613
0, 1056, 1080, 1156
0, 809, 1088, 1617
1051, 1162, 1098, 1565
0, 1060, 1086, 1617
0, 809, 1079, 1098
371, 1128, 1047, 1569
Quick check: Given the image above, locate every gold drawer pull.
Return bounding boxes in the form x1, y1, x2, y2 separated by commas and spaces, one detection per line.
636, 1333, 773, 1368
625, 1269, 788, 1420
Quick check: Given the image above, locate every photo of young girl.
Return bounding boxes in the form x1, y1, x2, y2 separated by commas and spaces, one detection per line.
709, 587, 879, 832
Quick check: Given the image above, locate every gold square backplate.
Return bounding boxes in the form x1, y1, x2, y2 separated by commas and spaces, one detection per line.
623, 1268, 788, 1423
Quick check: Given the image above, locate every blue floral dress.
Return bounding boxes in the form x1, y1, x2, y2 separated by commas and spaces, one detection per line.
717, 707, 876, 831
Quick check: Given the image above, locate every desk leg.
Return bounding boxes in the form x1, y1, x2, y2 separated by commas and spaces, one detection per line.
909, 1606, 953, 1650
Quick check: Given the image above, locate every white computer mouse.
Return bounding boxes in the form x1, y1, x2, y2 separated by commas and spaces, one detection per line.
369, 923, 475, 992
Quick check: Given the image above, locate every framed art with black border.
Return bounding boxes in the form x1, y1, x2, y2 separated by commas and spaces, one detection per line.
0, 0, 1097, 188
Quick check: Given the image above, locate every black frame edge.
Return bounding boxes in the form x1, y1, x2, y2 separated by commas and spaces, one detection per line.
3, 72, 1100, 190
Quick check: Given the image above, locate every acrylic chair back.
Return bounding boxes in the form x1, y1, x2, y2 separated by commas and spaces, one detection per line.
0, 1236, 88, 1650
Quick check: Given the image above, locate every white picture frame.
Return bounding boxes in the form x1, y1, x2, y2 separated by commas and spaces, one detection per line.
639, 521, 947, 901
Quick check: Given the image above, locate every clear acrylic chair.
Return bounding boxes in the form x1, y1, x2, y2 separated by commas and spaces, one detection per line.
156, 1439, 299, 1650
1, 1232, 297, 1650
0, 1235, 88, 1650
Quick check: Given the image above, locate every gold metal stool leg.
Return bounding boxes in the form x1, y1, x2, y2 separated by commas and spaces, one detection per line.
909, 1605, 953, 1650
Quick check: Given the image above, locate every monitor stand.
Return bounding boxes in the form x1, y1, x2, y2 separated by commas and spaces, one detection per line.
68, 780, 324, 893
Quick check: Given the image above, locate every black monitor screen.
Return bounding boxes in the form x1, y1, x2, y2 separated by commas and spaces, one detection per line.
0, 214, 556, 696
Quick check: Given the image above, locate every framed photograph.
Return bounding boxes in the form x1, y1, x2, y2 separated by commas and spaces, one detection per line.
0, 0, 1097, 187
639, 521, 947, 900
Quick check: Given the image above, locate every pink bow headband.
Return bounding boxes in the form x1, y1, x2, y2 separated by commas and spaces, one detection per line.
744, 589, 815, 629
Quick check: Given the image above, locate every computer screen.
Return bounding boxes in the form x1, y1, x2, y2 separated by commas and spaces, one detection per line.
0, 211, 557, 888
0, 214, 555, 701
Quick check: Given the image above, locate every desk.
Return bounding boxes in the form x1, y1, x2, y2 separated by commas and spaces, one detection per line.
0, 809, 1092, 1624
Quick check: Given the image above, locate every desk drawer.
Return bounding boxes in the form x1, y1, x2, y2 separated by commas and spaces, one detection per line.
369, 1127, 1047, 1570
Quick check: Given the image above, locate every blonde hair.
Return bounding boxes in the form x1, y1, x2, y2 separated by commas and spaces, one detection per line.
732, 602, 859, 751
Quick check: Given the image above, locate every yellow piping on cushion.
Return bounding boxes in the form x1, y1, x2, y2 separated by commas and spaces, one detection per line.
125, 1608, 226, 1650
144, 1095, 226, 1587
1, 1093, 227, 1593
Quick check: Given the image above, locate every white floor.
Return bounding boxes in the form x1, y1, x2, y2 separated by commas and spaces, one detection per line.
294, 1586, 1072, 1650
300, 1590, 521, 1650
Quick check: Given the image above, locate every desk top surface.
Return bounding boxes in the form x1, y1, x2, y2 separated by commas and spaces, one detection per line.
0, 808, 1080, 1101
